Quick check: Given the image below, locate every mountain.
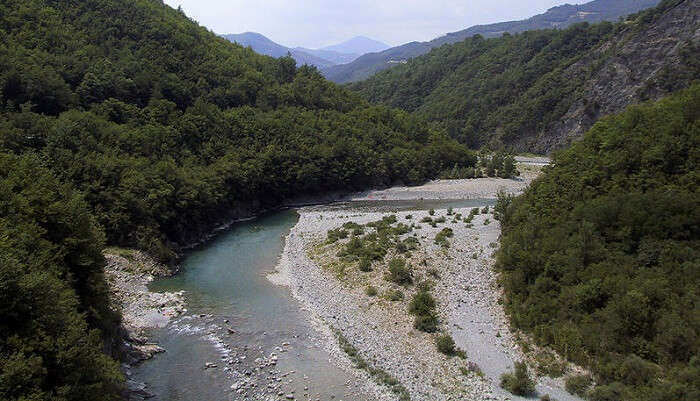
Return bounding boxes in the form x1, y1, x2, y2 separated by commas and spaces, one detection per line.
324, 0, 661, 83
0, 0, 473, 399
320, 36, 390, 55
293, 47, 360, 65
350, 0, 698, 153
222, 32, 335, 68
497, 84, 700, 401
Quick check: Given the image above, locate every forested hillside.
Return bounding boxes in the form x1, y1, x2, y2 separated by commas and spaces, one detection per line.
351, 0, 699, 152
0, 0, 473, 399
323, 0, 660, 83
496, 84, 699, 400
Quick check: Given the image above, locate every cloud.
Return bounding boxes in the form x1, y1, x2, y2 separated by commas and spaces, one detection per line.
163, 0, 589, 48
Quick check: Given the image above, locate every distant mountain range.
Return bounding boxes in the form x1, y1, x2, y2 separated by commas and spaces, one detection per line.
323, 0, 661, 83
222, 33, 389, 68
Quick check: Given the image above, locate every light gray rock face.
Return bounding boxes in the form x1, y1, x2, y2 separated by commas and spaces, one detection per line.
527, 0, 699, 153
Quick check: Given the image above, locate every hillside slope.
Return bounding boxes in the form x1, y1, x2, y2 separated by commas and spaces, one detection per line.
0, 1, 473, 399
496, 83, 699, 401
324, 0, 660, 83
351, 0, 699, 152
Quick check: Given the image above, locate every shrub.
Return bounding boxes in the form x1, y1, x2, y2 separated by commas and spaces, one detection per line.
405, 214, 413, 219
434, 227, 453, 248
500, 361, 536, 396
386, 289, 404, 301
618, 354, 659, 386
413, 314, 439, 333
587, 382, 625, 401
358, 257, 372, 272
429, 208, 435, 216
470, 207, 480, 215
447, 207, 454, 215
327, 227, 348, 243
409, 288, 436, 316
565, 374, 592, 397
481, 205, 489, 214
535, 351, 568, 378
386, 257, 412, 285
436, 334, 457, 355
427, 268, 440, 279
462, 361, 483, 377
365, 286, 378, 296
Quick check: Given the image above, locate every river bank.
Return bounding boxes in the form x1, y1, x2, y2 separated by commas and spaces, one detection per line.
268, 163, 585, 400
103, 249, 186, 398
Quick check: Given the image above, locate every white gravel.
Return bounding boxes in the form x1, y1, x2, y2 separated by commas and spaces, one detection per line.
270, 166, 584, 401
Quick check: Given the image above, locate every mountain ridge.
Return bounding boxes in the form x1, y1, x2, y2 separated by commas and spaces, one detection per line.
350, 0, 699, 153
324, 0, 661, 83
222, 32, 336, 68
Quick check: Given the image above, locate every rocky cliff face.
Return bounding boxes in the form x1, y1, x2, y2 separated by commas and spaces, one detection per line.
529, 0, 699, 153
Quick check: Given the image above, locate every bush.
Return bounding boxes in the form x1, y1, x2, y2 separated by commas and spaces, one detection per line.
565, 374, 592, 397
405, 214, 413, 219
535, 351, 568, 378
358, 257, 372, 272
618, 354, 659, 386
327, 227, 348, 243
500, 361, 536, 396
365, 286, 378, 296
413, 314, 439, 333
409, 288, 436, 316
436, 334, 457, 355
587, 382, 625, 401
386, 289, 404, 301
386, 257, 413, 285
429, 208, 435, 216
434, 227, 454, 247
481, 205, 489, 214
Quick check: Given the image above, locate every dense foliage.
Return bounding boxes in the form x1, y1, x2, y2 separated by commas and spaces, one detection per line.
0, 0, 475, 399
496, 85, 700, 399
0, 0, 474, 260
0, 154, 123, 400
350, 0, 697, 150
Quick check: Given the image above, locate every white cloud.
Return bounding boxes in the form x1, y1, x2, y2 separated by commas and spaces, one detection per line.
163, 0, 590, 48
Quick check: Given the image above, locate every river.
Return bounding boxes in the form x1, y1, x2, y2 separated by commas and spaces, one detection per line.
130, 199, 498, 400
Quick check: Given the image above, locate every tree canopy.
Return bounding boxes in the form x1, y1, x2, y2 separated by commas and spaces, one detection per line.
496, 84, 700, 400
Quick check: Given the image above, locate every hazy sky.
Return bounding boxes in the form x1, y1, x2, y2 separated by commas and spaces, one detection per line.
163, 0, 590, 49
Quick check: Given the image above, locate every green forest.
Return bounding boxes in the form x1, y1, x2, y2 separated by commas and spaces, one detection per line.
0, 0, 475, 399
496, 84, 699, 400
350, 0, 698, 150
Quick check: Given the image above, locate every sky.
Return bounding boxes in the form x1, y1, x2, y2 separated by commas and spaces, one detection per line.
163, 0, 591, 49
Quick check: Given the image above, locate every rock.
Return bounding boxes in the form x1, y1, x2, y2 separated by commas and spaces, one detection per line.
205, 362, 217, 369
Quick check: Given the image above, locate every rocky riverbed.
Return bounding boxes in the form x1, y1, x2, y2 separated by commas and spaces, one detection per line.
103, 249, 186, 398
269, 165, 585, 401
